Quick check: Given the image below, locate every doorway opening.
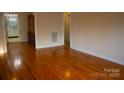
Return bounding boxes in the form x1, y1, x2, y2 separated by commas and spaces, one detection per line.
5, 13, 19, 42
64, 12, 71, 47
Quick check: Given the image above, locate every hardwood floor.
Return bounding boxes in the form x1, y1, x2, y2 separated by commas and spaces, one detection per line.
0, 42, 124, 80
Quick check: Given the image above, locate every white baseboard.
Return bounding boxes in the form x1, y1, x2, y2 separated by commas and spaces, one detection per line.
71, 47, 124, 65
36, 42, 64, 49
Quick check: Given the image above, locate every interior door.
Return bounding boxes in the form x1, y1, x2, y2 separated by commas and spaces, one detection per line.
28, 14, 35, 47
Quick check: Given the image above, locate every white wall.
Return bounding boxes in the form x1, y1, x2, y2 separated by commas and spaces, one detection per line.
70, 13, 124, 65
0, 13, 7, 53
35, 13, 64, 48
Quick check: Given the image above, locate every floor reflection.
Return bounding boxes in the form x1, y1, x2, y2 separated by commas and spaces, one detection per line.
8, 57, 23, 72
12, 76, 17, 80
65, 70, 71, 78
14, 58, 22, 68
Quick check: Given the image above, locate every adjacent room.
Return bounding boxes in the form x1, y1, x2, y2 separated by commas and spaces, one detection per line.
0, 12, 124, 80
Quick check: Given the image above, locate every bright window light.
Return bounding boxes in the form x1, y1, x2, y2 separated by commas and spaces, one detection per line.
0, 50, 5, 55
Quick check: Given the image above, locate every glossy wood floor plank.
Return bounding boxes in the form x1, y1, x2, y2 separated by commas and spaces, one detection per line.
0, 42, 124, 80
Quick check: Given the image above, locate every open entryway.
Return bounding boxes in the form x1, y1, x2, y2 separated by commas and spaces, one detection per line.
5, 13, 19, 42
4, 13, 36, 47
